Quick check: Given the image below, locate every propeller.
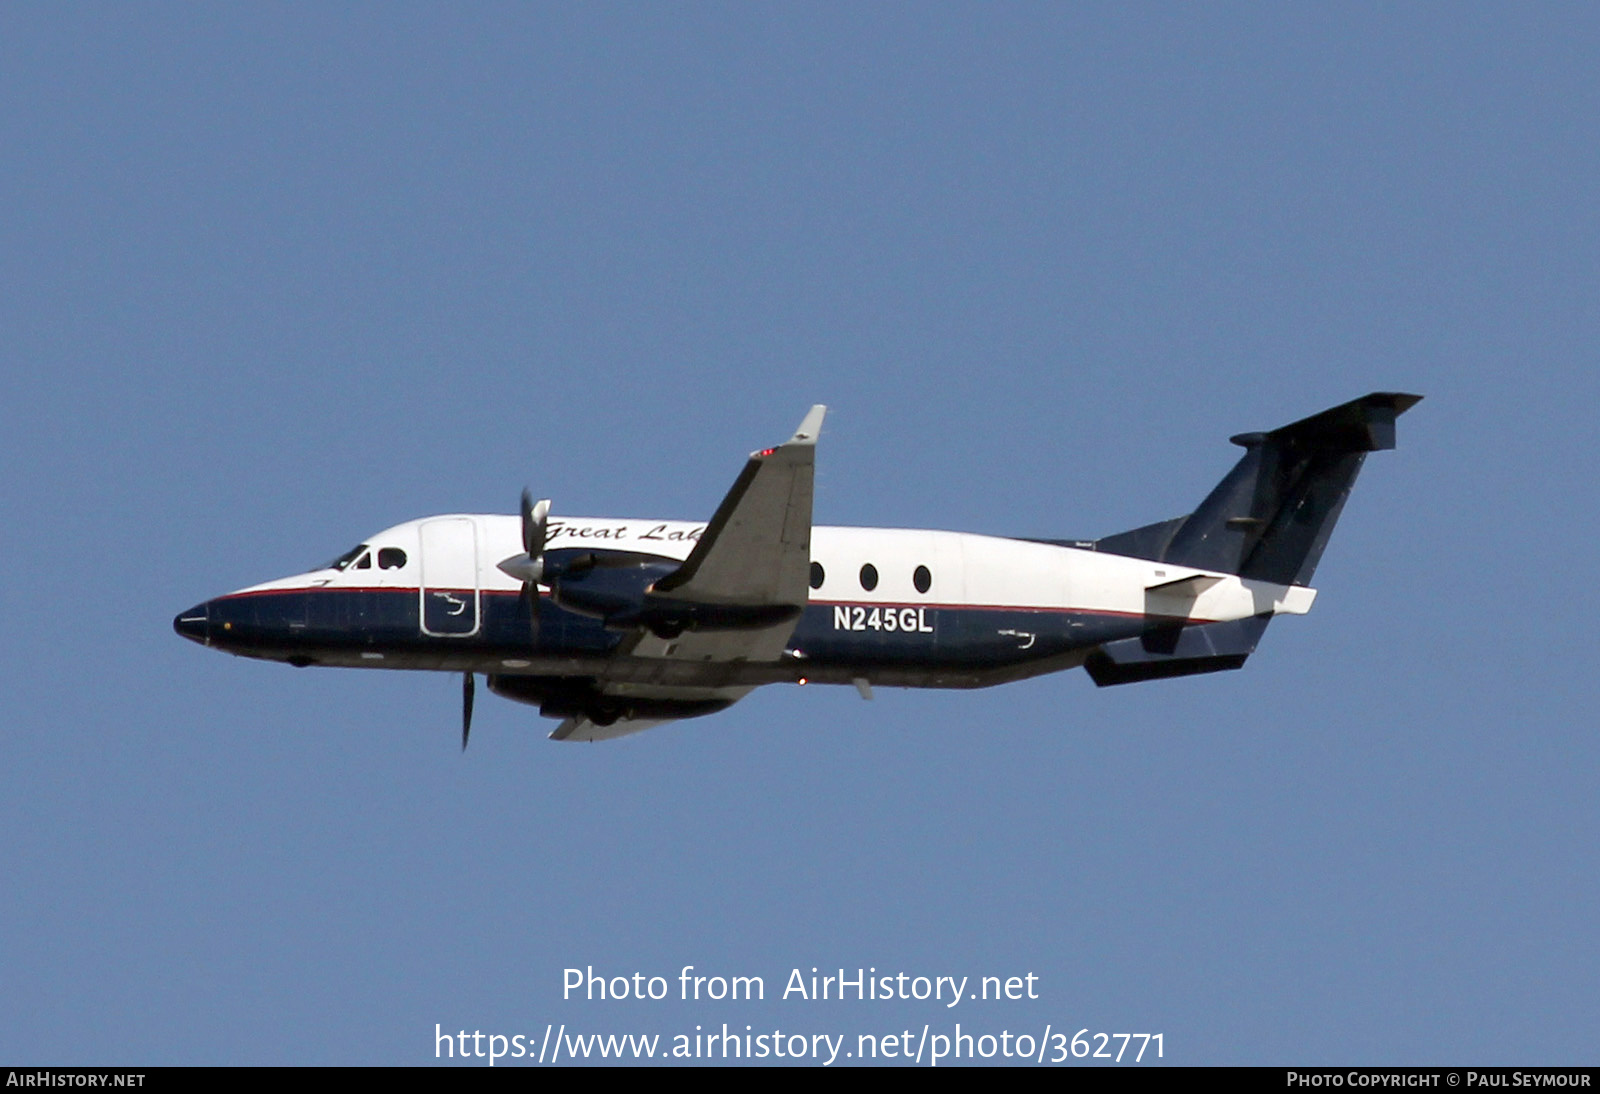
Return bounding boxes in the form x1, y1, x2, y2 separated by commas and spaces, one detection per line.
497, 489, 552, 647
461, 671, 475, 751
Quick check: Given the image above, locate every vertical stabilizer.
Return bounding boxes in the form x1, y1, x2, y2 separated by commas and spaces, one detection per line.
1083, 392, 1420, 685
1098, 392, 1421, 586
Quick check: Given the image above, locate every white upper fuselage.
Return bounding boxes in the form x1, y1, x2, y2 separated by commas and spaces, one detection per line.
239, 514, 1315, 628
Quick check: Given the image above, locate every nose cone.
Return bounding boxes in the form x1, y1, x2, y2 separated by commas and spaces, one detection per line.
173, 602, 211, 645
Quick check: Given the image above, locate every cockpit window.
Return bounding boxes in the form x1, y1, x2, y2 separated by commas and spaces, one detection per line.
378, 547, 407, 570
326, 544, 371, 572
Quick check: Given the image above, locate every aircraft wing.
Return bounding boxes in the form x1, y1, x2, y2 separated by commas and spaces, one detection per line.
550, 714, 671, 743
650, 404, 825, 610
546, 676, 754, 744
547, 407, 825, 741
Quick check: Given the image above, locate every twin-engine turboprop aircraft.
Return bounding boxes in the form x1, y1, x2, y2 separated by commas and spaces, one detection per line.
175, 393, 1420, 744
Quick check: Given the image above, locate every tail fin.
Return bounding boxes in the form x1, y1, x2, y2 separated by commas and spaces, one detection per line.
1084, 392, 1420, 687
1095, 392, 1421, 585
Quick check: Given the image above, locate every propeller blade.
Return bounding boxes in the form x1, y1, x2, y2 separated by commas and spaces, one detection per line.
512, 490, 553, 650
524, 580, 540, 648
461, 671, 475, 751
521, 489, 551, 558
531, 499, 550, 554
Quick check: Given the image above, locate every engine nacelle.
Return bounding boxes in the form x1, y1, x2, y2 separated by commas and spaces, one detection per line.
542, 548, 677, 624
543, 547, 802, 638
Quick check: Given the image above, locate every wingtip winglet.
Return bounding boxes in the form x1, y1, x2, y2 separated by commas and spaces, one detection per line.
788, 405, 827, 447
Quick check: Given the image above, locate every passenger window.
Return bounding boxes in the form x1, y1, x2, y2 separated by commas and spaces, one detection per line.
859, 563, 878, 591
809, 561, 825, 589
913, 565, 931, 594
379, 548, 407, 570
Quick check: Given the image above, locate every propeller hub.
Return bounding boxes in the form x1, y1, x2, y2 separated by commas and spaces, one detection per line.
497, 554, 546, 584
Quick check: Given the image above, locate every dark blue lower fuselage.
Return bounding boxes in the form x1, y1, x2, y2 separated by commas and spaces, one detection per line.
175, 586, 1152, 688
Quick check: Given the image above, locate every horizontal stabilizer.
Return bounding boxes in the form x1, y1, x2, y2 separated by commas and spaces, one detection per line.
1084, 616, 1271, 687
1146, 574, 1224, 596
1258, 391, 1422, 454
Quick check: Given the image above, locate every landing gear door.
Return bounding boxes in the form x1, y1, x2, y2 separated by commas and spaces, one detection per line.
419, 518, 481, 637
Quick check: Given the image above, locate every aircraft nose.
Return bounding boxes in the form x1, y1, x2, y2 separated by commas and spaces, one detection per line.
173, 602, 210, 645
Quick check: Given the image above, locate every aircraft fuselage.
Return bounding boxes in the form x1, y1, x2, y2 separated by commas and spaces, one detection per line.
176, 515, 1311, 691
174, 393, 1416, 740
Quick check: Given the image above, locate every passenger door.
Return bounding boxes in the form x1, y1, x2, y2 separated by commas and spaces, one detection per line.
418, 518, 480, 637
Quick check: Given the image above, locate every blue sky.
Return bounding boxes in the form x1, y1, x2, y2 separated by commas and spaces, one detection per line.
2, 4, 1596, 1065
